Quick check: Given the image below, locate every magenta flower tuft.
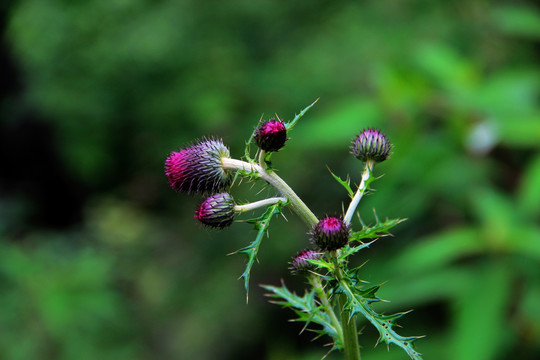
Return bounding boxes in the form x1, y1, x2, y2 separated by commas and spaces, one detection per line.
165, 138, 232, 195
351, 128, 392, 163
289, 249, 322, 274
311, 216, 350, 251
254, 118, 288, 152
194, 192, 236, 228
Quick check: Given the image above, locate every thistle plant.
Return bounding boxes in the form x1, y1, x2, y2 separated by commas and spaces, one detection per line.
165, 100, 424, 360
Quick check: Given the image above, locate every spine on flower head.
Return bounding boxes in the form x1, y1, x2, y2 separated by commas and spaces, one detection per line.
254, 118, 288, 152
289, 249, 322, 274
164, 138, 232, 195
310, 216, 350, 251
194, 192, 236, 228
351, 128, 392, 163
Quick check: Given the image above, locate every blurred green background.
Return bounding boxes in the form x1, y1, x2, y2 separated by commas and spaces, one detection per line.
1, 0, 540, 359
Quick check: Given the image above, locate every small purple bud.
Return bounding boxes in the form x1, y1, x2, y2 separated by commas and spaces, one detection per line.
351, 128, 392, 163
311, 216, 350, 251
254, 118, 288, 152
194, 192, 236, 228
165, 138, 232, 195
289, 249, 322, 274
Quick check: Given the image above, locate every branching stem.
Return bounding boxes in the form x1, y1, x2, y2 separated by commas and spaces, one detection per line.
221, 157, 318, 227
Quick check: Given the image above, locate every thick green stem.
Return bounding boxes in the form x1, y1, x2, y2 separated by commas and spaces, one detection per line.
338, 294, 361, 360
330, 254, 361, 360
221, 157, 318, 227
344, 160, 374, 225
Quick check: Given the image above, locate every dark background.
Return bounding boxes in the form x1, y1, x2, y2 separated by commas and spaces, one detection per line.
1, 1, 540, 359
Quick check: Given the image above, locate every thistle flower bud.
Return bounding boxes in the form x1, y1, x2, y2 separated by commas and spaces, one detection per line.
311, 216, 350, 251
254, 118, 288, 152
165, 138, 232, 195
194, 192, 236, 228
289, 249, 322, 274
351, 128, 391, 163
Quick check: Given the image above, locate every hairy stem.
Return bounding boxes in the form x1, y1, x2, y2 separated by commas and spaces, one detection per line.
344, 160, 374, 225
221, 157, 318, 227
234, 197, 287, 213
309, 274, 343, 345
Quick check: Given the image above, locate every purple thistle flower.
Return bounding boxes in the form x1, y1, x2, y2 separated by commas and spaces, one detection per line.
311, 216, 350, 251
351, 128, 392, 163
165, 138, 232, 195
194, 192, 236, 229
254, 118, 288, 152
289, 249, 322, 274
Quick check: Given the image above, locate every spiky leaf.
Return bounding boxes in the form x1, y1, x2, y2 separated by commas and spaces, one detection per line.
337, 272, 424, 360
232, 202, 284, 301
349, 217, 406, 242
328, 168, 355, 198
262, 282, 343, 351
285, 98, 319, 130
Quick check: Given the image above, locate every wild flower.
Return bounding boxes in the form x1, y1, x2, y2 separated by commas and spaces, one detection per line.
165, 101, 423, 360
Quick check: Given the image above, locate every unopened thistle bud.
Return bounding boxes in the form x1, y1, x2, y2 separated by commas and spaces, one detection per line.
254, 118, 288, 152
311, 216, 350, 251
165, 138, 232, 195
289, 249, 322, 274
351, 128, 391, 163
194, 192, 236, 228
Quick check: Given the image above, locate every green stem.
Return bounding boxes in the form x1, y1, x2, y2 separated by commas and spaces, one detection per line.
234, 197, 287, 213
338, 294, 361, 360
221, 157, 318, 227
344, 160, 374, 225
330, 254, 361, 360
310, 275, 343, 345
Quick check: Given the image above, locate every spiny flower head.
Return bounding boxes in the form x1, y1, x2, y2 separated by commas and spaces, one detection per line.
289, 249, 322, 274
311, 216, 350, 251
254, 118, 288, 152
194, 192, 236, 228
165, 138, 232, 195
351, 128, 392, 163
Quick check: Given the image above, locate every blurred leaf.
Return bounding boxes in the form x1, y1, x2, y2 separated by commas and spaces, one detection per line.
451, 264, 512, 360
492, 5, 540, 38
518, 154, 540, 217
293, 98, 383, 149
387, 228, 482, 276
471, 188, 520, 250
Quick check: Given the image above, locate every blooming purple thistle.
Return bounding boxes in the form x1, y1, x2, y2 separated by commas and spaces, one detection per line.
351, 128, 392, 163
194, 192, 236, 228
289, 249, 322, 274
311, 216, 350, 251
254, 118, 288, 152
165, 138, 232, 195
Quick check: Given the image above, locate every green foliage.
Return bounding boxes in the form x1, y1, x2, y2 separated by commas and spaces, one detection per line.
263, 213, 422, 359
232, 201, 285, 300
262, 282, 343, 351
336, 270, 424, 360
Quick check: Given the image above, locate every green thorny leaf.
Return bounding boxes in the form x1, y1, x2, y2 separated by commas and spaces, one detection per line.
243, 99, 319, 162
262, 281, 343, 354
349, 212, 407, 243
328, 167, 354, 198
284, 98, 319, 130
232, 201, 285, 302
337, 269, 424, 360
